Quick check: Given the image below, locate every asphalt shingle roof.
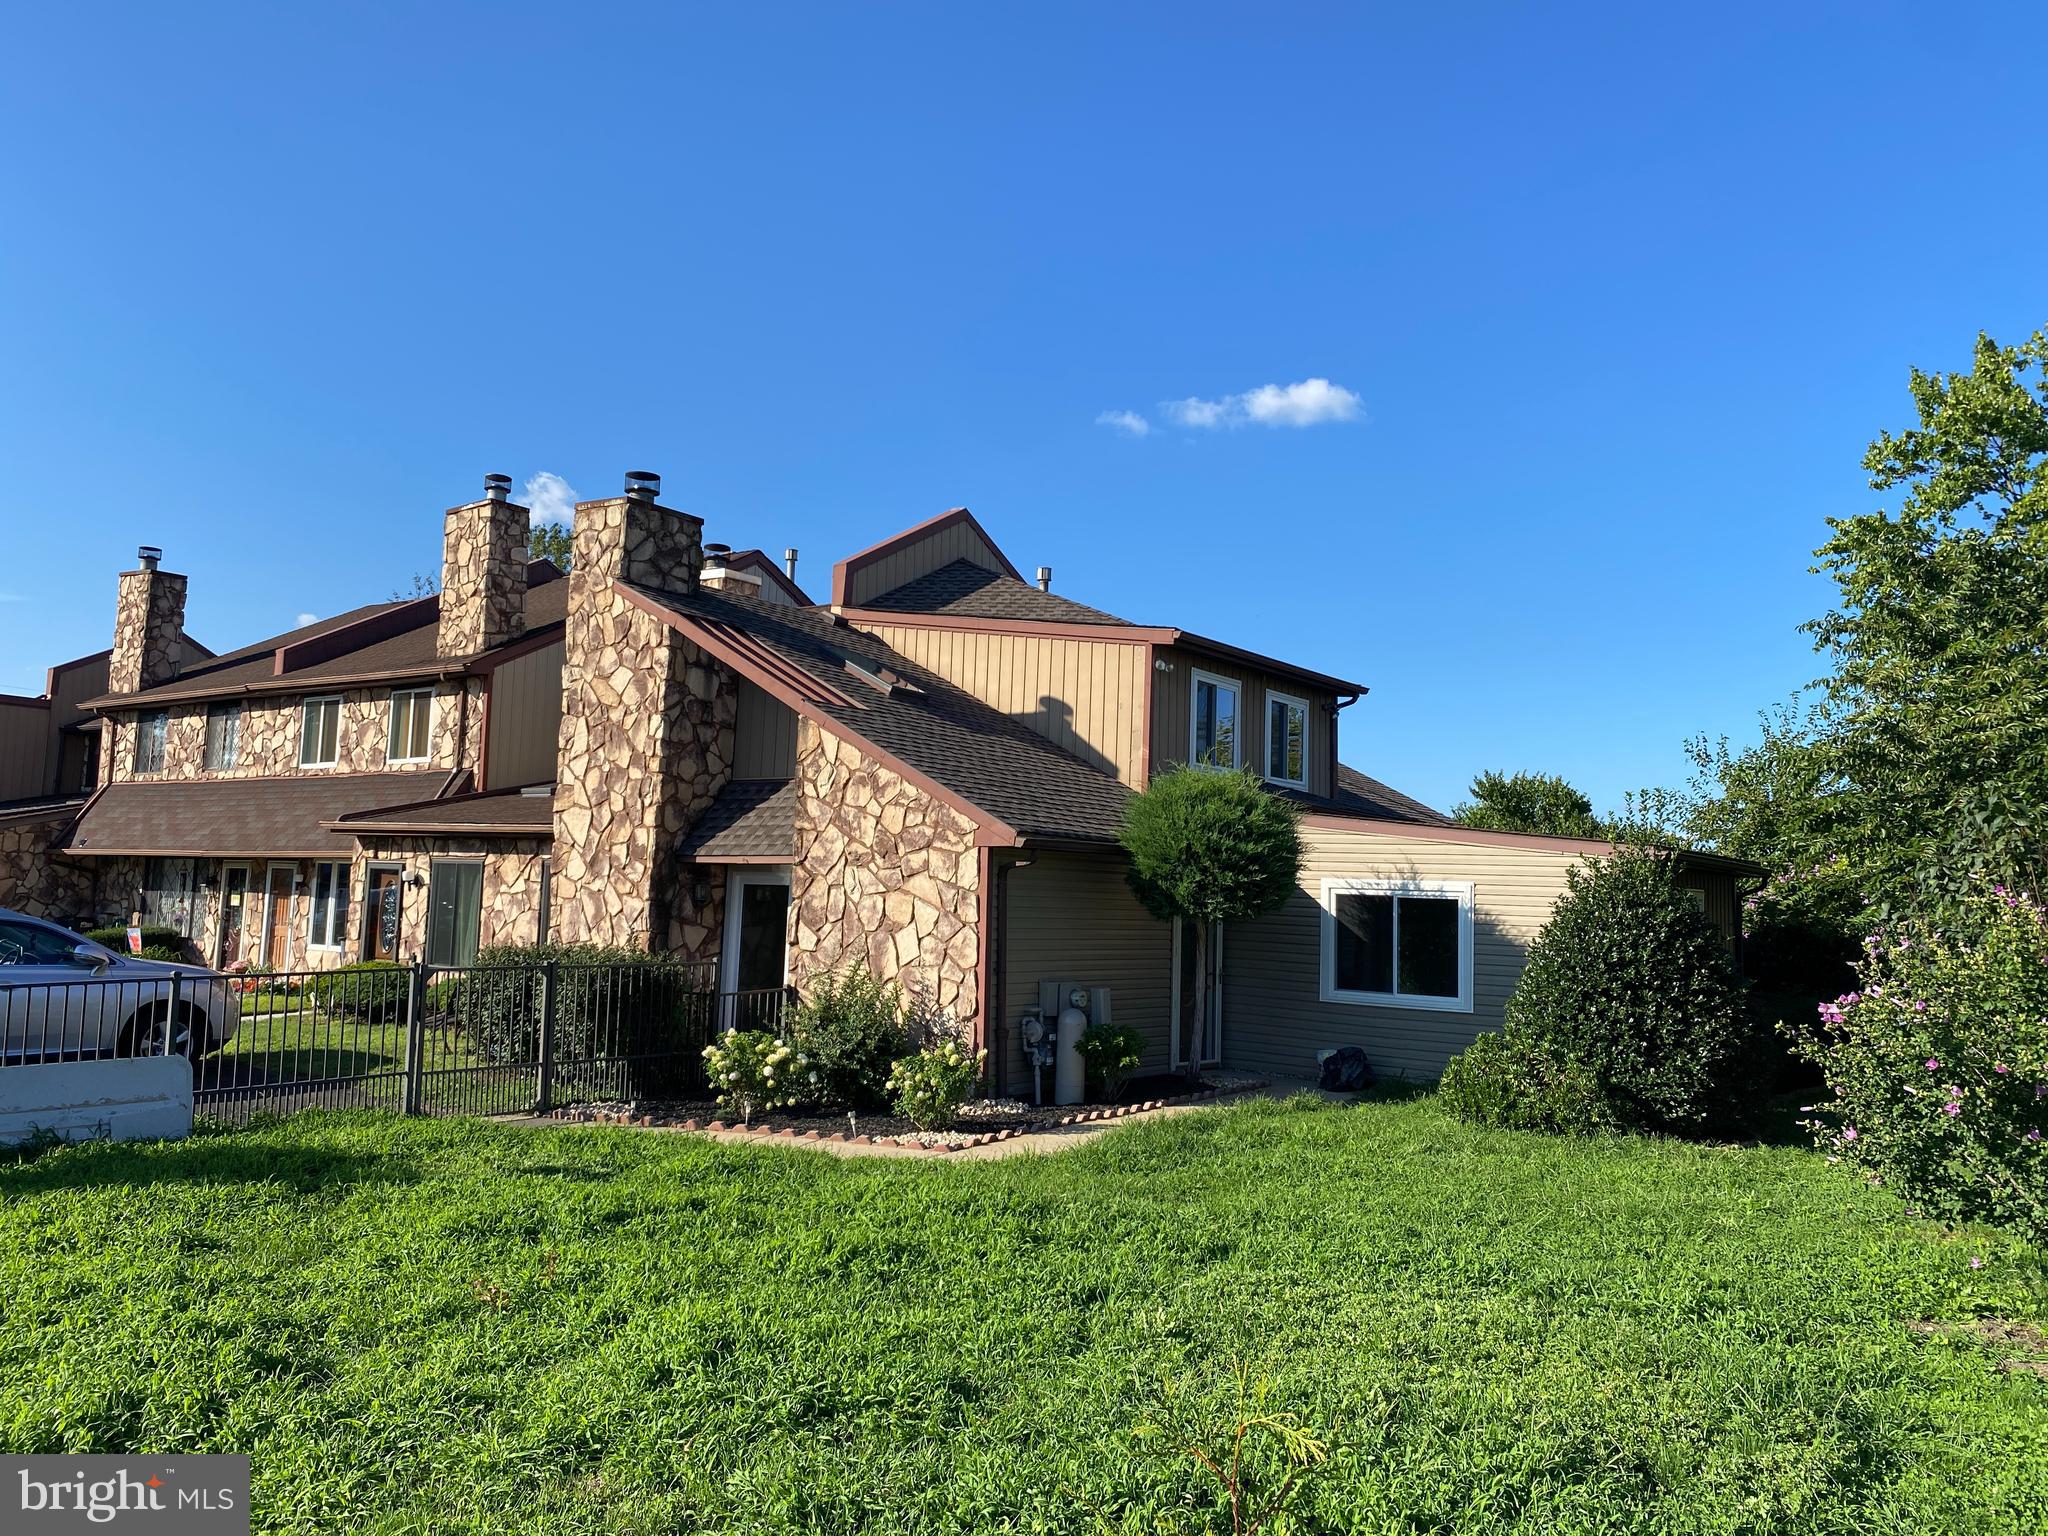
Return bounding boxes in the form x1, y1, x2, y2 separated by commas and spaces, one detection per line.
862, 558, 1129, 625
329, 783, 555, 837
675, 779, 797, 860
68, 771, 465, 857
629, 584, 1135, 844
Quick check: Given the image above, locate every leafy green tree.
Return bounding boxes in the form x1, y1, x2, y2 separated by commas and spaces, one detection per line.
1120, 768, 1302, 1072
1807, 327, 2048, 912
529, 520, 574, 571
1452, 770, 1602, 838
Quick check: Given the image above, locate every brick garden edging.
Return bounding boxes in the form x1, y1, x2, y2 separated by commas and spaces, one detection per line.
548, 1079, 1268, 1155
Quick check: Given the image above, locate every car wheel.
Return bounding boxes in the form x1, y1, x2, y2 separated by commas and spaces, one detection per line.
118, 1002, 205, 1066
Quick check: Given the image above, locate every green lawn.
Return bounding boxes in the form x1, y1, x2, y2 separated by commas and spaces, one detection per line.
1, 1097, 2043, 1535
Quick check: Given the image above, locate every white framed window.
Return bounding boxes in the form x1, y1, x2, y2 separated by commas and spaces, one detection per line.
386, 688, 434, 765
299, 696, 342, 768
132, 710, 169, 775
307, 861, 347, 951
1189, 669, 1241, 769
1319, 877, 1475, 1013
1265, 690, 1309, 788
204, 702, 242, 771
426, 860, 484, 968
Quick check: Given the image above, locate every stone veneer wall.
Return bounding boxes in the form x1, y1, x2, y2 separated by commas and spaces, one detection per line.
351, 839, 549, 959
104, 681, 476, 785
0, 814, 96, 925
438, 496, 529, 656
664, 864, 728, 968
789, 720, 981, 1029
552, 493, 726, 949
107, 567, 188, 695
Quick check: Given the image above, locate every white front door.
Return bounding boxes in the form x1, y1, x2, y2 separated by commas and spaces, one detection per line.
720, 869, 792, 1031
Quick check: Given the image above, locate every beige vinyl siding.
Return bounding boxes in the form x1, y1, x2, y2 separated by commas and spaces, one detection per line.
843, 523, 1009, 606
482, 640, 563, 790
858, 622, 1150, 784
999, 850, 1173, 1095
733, 681, 797, 779
1150, 646, 1333, 798
1678, 868, 1742, 948
1223, 823, 1588, 1083
0, 699, 50, 800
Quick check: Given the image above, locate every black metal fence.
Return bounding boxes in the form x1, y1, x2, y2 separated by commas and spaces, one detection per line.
0, 959, 793, 1125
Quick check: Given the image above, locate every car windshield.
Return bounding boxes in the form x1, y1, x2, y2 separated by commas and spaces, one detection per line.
0, 918, 107, 967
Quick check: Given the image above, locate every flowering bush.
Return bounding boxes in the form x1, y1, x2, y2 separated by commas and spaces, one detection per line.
1790, 884, 2048, 1240
786, 965, 911, 1110
886, 1038, 986, 1130
1074, 1020, 1146, 1102
701, 1029, 818, 1121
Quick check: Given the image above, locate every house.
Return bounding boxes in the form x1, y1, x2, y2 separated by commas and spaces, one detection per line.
5, 471, 1754, 1088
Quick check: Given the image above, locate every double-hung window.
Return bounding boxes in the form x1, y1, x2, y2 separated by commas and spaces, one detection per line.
1320, 878, 1474, 1012
386, 688, 433, 765
203, 702, 242, 771
307, 861, 347, 951
1190, 670, 1241, 769
299, 696, 341, 768
132, 710, 169, 775
1265, 691, 1309, 788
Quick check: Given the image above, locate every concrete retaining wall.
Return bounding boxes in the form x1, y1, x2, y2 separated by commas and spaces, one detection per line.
0, 1056, 193, 1145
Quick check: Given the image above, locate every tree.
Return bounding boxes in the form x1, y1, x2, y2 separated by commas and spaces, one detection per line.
1807, 327, 2048, 913
1119, 768, 1303, 1073
1452, 770, 1602, 838
529, 521, 574, 571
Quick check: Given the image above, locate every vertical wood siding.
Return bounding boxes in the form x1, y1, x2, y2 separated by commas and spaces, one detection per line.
843, 522, 1009, 606
1223, 824, 1587, 1083
482, 639, 564, 790
1149, 645, 1333, 797
0, 700, 49, 800
858, 623, 1150, 784
733, 681, 797, 779
998, 850, 1174, 1095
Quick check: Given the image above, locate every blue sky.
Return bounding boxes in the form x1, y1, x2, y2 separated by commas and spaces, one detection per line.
4, 3, 2043, 814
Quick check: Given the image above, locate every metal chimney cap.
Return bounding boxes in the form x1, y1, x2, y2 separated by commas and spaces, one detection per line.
483, 473, 512, 501
624, 470, 661, 501
1035, 565, 1052, 591
137, 545, 163, 571
784, 547, 799, 578
703, 542, 732, 566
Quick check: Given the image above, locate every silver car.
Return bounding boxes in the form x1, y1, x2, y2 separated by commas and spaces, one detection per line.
0, 908, 238, 1063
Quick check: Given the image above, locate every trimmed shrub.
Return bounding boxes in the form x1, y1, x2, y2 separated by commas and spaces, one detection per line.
305, 960, 408, 1022
135, 945, 184, 963
1486, 848, 1747, 1130
887, 1039, 986, 1130
86, 925, 184, 955
701, 1029, 817, 1120
1790, 885, 2048, 1240
787, 966, 910, 1110
1074, 1020, 1146, 1102
1437, 1030, 1616, 1136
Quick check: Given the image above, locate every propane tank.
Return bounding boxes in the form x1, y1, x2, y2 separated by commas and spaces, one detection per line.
1055, 989, 1088, 1105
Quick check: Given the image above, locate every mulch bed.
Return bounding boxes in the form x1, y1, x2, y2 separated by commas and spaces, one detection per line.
546, 1072, 1267, 1152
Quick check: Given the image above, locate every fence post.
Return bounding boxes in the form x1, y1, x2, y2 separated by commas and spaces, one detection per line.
402, 960, 426, 1116
535, 960, 558, 1115
165, 971, 182, 1058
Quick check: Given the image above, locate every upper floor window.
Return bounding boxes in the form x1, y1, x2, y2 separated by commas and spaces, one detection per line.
1190, 670, 1240, 769
204, 702, 242, 771
299, 696, 342, 768
387, 688, 433, 765
1319, 878, 1474, 1013
1266, 692, 1309, 788
133, 710, 169, 775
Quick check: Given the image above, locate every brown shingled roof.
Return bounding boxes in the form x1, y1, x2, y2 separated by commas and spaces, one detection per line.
327, 783, 556, 838
863, 558, 1128, 625
66, 771, 464, 857
675, 779, 797, 861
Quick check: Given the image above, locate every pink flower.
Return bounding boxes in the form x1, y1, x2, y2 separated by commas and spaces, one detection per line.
1970, 1256, 1985, 1270
1927, 1059, 1941, 1072
1994, 1062, 2010, 1074
2025, 1129, 2042, 1143
1943, 1102, 1962, 1116
1842, 1126, 1859, 1142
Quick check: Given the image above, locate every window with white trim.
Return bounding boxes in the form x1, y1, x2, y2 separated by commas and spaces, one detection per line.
1320, 878, 1475, 1012
299, 696, 341, 767
307, 861, 346, 950
386, 688, 433, 764
132, 710, 169, 775
1265, 691, 1309, 787
1190, 670, 1240, 769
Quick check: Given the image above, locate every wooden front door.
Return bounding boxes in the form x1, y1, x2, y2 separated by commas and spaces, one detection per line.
218, 865, 250, 967
363, 866, 403, 962
260, 864, 297, 968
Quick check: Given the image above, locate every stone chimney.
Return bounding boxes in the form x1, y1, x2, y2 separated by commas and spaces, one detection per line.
108, 545, 187, 693
437, 473, 528, 656
552, 471, 732, 949
698, 543, 764, 598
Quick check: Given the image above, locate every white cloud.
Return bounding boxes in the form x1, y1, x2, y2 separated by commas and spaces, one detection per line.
1160, 377, 1365, 431
1095, 409, 1151, 437
297, 612, 318, 626
524, 471, 580, 525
